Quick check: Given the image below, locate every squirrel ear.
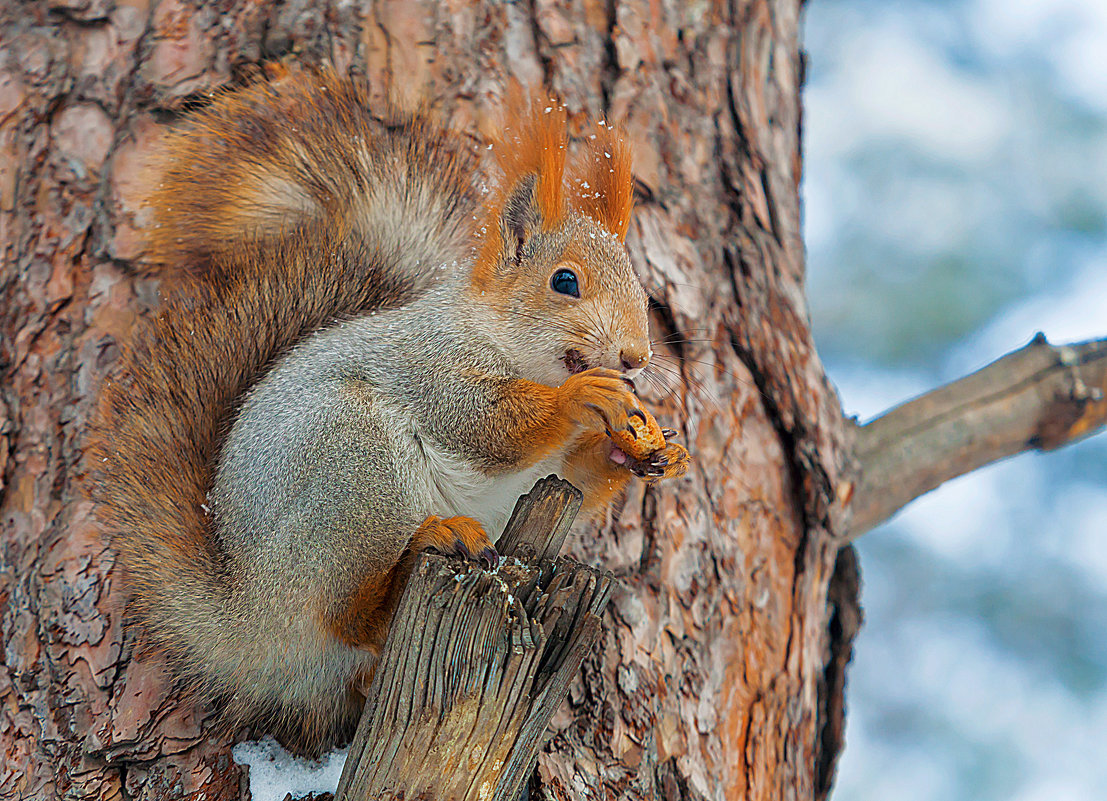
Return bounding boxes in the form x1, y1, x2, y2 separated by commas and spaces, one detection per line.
500, 173, 540, 269
472, 90, 569, 286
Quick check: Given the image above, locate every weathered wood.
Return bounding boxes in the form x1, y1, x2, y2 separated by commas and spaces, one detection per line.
495, 475, 584, 563
335, 477, 612, 801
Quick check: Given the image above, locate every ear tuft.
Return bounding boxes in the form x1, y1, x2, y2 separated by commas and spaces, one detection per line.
472, 88, 635, 285
568, 121, 634, 240
473, 90, 569, 283
493, 87, 569, 228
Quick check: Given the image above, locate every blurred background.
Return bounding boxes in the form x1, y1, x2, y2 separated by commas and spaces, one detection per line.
802, 0, 1107, 799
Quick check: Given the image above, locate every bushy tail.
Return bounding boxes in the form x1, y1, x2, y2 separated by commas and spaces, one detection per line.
85, 67, 479, 745
143, 64, 479, 279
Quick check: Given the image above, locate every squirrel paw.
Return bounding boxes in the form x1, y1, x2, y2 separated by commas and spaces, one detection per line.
559, 367, 643, 437
623, 441, 691, 482
412, 515, 499, 569
562, 368, 692, 483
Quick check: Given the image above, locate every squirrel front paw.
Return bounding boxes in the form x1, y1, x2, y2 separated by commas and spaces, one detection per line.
410, 515, 499, 569
558, 367, 645, 437
609, 410, 691, 482
615, 440, 691, 482
560, 368, 691, 483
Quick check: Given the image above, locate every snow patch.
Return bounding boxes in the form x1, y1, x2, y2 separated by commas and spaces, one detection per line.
231, 737, 347, 801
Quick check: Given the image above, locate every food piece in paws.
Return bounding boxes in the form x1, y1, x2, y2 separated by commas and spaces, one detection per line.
607, 402, 691, 481
609, 400, 666, 460
640, 441, 691, 481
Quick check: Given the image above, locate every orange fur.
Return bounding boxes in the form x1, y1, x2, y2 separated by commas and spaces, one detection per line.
473, 92, 568, 284
328, 516, 494, 650
327, 558, 410, 650
569, 122, 634, 240
483, 368, 644, 473
143, 67, 476, 278
473, 92, 636, 284
466, 377, 574, 468
408, 515, 494, 555
495, 86, 570, 230
563, 432, 634, 518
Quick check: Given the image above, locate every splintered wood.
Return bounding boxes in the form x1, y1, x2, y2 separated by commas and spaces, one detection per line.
335, 476, 614, 801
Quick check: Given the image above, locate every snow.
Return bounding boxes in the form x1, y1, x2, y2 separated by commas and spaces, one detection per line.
231, 737, 347, 801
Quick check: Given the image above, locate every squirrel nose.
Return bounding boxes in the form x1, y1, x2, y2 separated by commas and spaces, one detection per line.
620, 348, 649, 372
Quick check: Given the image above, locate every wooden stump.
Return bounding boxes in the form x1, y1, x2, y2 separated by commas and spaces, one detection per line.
335, 476, 614, 801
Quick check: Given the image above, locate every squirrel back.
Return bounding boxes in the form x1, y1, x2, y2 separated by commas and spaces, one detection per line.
144, 64, 480, 279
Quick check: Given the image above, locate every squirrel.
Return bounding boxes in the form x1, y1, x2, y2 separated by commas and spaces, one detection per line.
87, 65, 689, 752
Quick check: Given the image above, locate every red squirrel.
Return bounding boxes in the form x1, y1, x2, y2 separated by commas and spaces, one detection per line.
87, 65, 689, 752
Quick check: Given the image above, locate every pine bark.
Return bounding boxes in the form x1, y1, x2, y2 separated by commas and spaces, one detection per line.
0, 2, 858, 800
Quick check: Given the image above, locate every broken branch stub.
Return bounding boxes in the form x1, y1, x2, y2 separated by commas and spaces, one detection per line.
335, 476, 612, 801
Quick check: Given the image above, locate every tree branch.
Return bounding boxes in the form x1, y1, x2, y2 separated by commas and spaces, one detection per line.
844, 334, 1107, 541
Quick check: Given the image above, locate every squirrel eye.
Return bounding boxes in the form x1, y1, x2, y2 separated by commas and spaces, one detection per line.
550, 268, 580, 298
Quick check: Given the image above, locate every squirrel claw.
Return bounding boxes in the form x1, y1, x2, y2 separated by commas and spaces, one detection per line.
661, 427, 679, 439
479, 547, 500, 570
433, 541, 498, 571
412, 515, 497, 570
626, 441, 691, 482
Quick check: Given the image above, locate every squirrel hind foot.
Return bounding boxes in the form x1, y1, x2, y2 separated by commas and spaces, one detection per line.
411, 515, 499, 569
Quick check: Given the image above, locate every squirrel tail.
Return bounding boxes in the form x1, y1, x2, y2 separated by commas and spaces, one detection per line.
86, 67, 479, 747
143, 64, 479, 281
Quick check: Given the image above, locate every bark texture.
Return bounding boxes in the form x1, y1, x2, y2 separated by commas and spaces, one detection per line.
0, 2, 856, 800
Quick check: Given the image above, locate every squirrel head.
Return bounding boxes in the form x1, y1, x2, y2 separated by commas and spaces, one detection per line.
471, 95, 650, 387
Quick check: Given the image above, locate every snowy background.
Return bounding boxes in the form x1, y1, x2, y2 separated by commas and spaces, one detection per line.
803, 1, 1107, 799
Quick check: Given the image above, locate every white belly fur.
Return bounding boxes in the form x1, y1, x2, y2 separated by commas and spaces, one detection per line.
415, 435, 565, 540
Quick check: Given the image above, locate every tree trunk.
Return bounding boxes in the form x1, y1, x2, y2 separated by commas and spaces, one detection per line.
1, 2, 858, 800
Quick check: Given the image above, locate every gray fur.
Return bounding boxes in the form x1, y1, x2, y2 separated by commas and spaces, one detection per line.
198, 274, 564, 721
